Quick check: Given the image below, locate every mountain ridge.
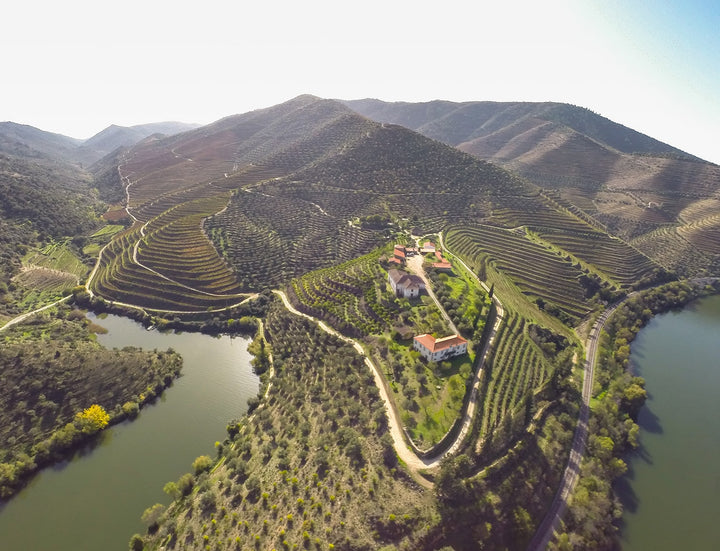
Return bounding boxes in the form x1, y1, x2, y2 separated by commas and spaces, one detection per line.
342, 97, 720, 273
341, 98, 697, 160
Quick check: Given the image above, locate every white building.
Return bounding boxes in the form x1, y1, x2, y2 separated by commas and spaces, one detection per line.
387, 269, 425, 298
413, 333, 468, 362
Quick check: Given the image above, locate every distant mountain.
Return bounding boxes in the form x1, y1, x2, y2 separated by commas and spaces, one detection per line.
343, 98, 720, 274
78, 121, 200, 164
342, 99, 694, 159
0, 121, 81, 161
0, 120, 199, 167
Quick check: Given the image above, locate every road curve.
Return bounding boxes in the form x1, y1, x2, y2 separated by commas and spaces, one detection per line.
272, 239, 505, 483
271, 290, 434, 482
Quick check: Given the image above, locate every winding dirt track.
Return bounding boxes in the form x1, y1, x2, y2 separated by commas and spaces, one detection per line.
0, 295, 72, 333
273, 234, 506, 486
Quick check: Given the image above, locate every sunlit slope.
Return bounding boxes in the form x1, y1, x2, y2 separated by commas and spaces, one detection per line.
95, 95, 689, 309
208, 109, 532, 291
345, 98, 720, 277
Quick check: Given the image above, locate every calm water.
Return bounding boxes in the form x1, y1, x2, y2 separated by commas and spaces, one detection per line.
0, 313, 259, 550
619, 295, 720, 550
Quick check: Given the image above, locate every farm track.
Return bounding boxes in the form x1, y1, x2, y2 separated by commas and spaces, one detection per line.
0, 295, 73, 333
406, 254, 459, 334
273, 244, 506, 482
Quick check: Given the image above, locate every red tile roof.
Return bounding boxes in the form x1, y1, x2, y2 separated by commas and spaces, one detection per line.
414, 333, 467, 353
432, 261, 453, 269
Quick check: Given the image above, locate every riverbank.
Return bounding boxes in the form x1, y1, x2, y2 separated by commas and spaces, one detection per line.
547, 279, 720, 549
0, 307, 183, 500
0, 311, 259, 551
619, 293, 720, 550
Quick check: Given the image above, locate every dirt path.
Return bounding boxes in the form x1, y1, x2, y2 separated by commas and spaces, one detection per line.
0, 295, 73, 333
436, 234, 506, 457
272, 290, 434, 484
405, 254, 459, 334
272, 253, 506, 485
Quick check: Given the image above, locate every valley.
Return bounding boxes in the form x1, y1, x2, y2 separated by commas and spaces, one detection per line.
0, 95, 718, 550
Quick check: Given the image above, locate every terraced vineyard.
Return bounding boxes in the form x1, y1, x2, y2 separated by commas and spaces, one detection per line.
676, 213, 720, 256
489, 193, 594, 234
536, 229, 661, 287
287, 250, 397, 337
446, 224, 599, 324
478, 191, 665, 289
479, 310, 550, 438
89, 191, 248, 311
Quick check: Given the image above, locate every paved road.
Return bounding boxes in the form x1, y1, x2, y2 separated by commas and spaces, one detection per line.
526, 301, 623, 551
527, 278, 720, 549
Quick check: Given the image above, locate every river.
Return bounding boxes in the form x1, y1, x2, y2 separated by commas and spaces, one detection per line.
0, 313, 259, 551
619, 294, 720, 550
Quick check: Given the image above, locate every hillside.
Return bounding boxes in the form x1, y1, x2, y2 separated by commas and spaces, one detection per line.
344, 99, 720, 277
77, 121, 200, 165
0, 122, 81, 161
91, 95, 549, 306
0, 150, 102, 320
342, 100, 693, 158
95, 95, 679, 318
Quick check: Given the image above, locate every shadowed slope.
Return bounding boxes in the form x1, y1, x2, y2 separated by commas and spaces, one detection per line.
344, 98, 720, 276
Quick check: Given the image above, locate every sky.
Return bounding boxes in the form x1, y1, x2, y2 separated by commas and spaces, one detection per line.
1, 0, 719, 163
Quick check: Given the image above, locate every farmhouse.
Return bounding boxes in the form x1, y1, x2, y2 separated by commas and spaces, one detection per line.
413, 333, 468, 362
387, 269, 425, 298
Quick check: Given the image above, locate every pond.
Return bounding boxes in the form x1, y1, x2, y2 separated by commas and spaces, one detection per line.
0, 313, 259, 550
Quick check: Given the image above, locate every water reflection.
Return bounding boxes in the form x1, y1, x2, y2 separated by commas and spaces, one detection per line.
0, 312, 259, 551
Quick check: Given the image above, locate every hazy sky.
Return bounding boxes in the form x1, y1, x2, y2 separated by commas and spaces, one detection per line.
2, 0, 718, 163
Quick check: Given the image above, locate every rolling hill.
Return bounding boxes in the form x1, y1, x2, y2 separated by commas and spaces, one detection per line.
90, 95, 578, 309
344, 99, 720, 276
